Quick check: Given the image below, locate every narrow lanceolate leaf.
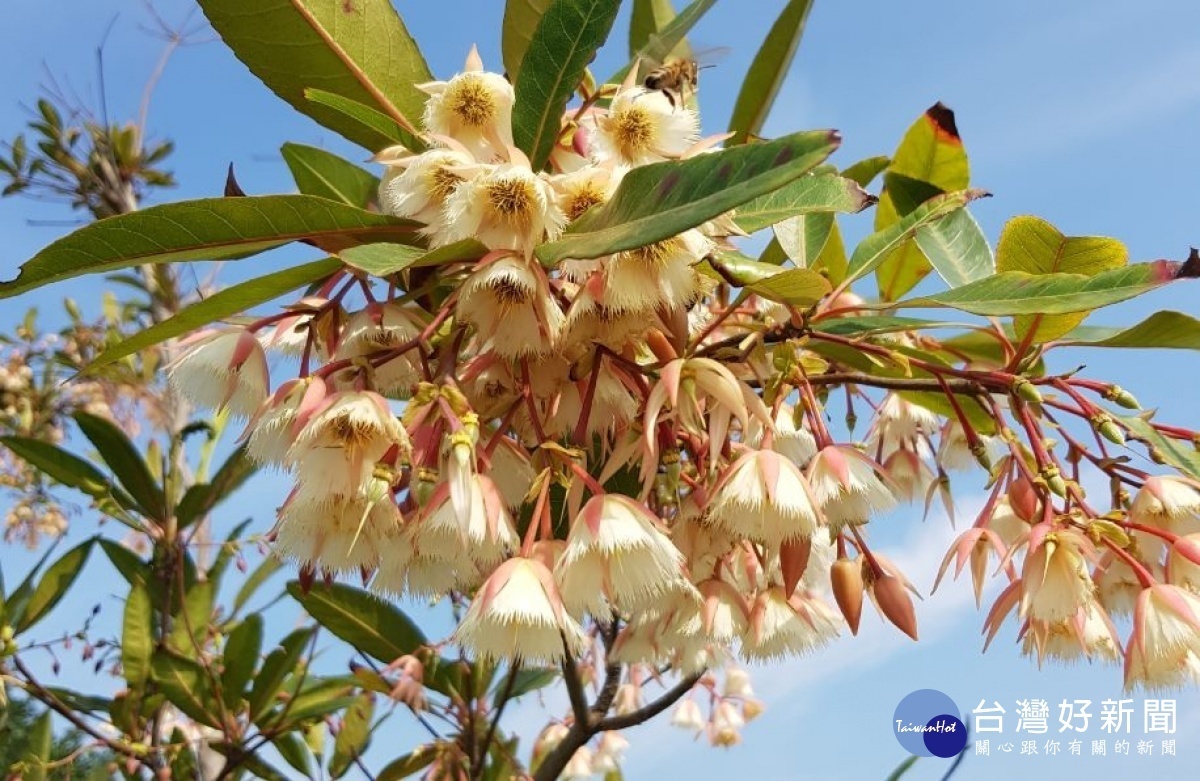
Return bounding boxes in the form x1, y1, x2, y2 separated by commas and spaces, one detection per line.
23, 712, 52, 781
221, 614, 265, 710
1119, 413, 1200, 482
14, 540, 94, 632
330, 694, 375, 778
122, 583, 154, 688
340, 240, 487, 277
727, 0, 814, 145
152, 652, 222, 729
732, 174, 874, 234
1059, 311, 1200, 350
73, 412, 166, 521
287, 581, 426, 663
845, 189, 986, 285
198, 0, 431, 150
512, 0, 622, 170
250, 626, 317, 722
305, 88, 424, 151
997, 215, 1128, 343
282, 143, 380, 207
537, 129, 840, 264
85, 258, 342, 374
0, 196, 419, 300
629, 0, 678, 57
0, 436, 137, 517
610, 0, 716, 85
914, 208, 994, 288
899, 260, 1194, 316
177, 445, 259, 528
875, 103, 970, 300
503, 0, 555, 77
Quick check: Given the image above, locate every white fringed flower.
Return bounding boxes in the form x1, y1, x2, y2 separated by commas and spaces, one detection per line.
332, 303, 428, 398
288, 391, 410, 494
751, 403, 818, 468
453, 557, 588, 663
412, 476, 518, 574
555, 494, 690, 616
709, 701, 744, 747
457, 253, 563, 357
671, 698, 706, 731
1131, 476, 1200, 532
1020, 526, 1096, 622
443, 161, 565, 257
1125, 584, 1200, 691
741, 587, 841, 661
1021, 602, 1121, 666
244, 378, 312, 466
591, 732, 629, 774
168, 328, 269, 418
271, 476, 401, 573
806, 445, 897, 529
378, 147, 475, 230
419, 47, 514, 161
707, 449, 821, 545
589, 87, 699, 166
552, 164, 621, 224
601, 230, 711, 314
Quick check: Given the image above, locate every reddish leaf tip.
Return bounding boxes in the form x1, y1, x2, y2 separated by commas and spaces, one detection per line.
926, 102, 961, 141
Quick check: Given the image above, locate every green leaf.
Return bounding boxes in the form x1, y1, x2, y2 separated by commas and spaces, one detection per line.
197, 0, 431, 150
811, 218, 849, 285
73, 411, 166, 520
233, 556, 284, 615
727, 0, 814, 145
152, 652, 221, 729
899, 261, 1189, 316
845, 189, 986, 285
275, 679, 357, 726
1059, 311, 1200, 350
813, 315, 941, 337
377, 746, 438, 781
512, 0, 622, 170
747, 268, 831, 307
503, 0, 555, 77
287, 581, 426, 663
996, 215, 1128, 343
177, 445, 259, 528
610, 0, 716, 85
629, 0, 677, 58
875, 103, 970, 300
330, 694, 374, 778
283, 143, 380, 208
732, 173, 873, 234
537, 129, 840, 264
250, 626, 317, 722
221, 614, 264, 710
305, 88, 424, 151
100, 538, 150, 586
0, 436, 137, 519
508, 667, 559, 697
0, 196, 418, 300
169, 579, 216, 658
914, 208, 994, 288
841, 155, 890, 188
21, 710, 52, 781
773, 213, 833, 268
15, 540, 94, 633
274, 732, 314, 778
122, 583, 154, 689
1119, 413, 1200, 482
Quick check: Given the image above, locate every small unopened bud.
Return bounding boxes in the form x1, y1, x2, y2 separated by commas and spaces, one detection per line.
411, 467, 439, 507
971, 440, 993, 470
742, 698, 765, 721
1041, 465, 1068, 497
1104, 385, 1141, 409
872, 574, 919, 641
1091, 413, 1126, 445
1007, 476, 1040, 521
830, 558, 864, 635
1012, 377, 1043, 404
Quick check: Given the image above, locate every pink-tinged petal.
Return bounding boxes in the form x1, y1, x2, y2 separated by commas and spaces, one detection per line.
660, 359, 684, 409
464, 44, 483, 72
708, 409, 731, 470
176, 327, 220, 350
573, 123, 591, 157
1152, 584, 1200, 631
231, 331, 260, 367
581, 495, 606, 538
757, 451, 781, 505
292, 380, 331, 435
481, 558, 519, 606
682, 132, 736, 158
982, 580, 1021, 651
779, 538, 812, 598
479, 475, 507, 542
642, 382, 671, 454
931, 530, 980, 595
819, 446, 851, 488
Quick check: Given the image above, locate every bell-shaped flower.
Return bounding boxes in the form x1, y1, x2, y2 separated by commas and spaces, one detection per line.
168, 327, 269, 418
671, 698, 706, 731
806, 445, 897, 529
1019, 525, 1097, 622
244, 378, 314, 467
1131, 475, 1200, 533
457, 252, 563, 357
453, 557, 588, 663
588, 86, 699, 167
442, 156, 566, 257
555, 494, 690, 616
1124, 583, 1200, 691
288, 390, 410, 495
378, 146, 476, 231
419, 46, 514, 161
600, 230, 711, 314
331, 303, 428, 398
271, 475, 401, 573
706, 449, 821, 545
1021, 602, 1121, 667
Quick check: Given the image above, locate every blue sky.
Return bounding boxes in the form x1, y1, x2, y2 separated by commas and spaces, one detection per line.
2, 1, 1200, 779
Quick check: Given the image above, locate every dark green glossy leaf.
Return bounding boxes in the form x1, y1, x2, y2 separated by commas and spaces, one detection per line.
813, 315, 942, 336
122, 582, 154, 688
14, 540, 94, 633
250, 626, 317, 722
330, 694, 374, 778
305, 88, 424, 151
0, 436, 137, 519
733, 174, 873, 234
283, 143, 380, 207
275, 679, 358, 726
537, 129, 840, 264
629, 0, 677, 57
508, 667, 559, 697
503, 0, 555, 77
287, 581, 426, 663
899, 261, 1187, 316
221, 614, 264, 710
1059, 311, 1200, 349
198, 0, 430, 150
273, 732, 314, 778
512, 0, 622, 170
727, 0, 814, 145
73, 411, 166, 520
747, 267, 831, 306
99, 538, 150, 586
0, 196, 419, 299
845, 189, 986, 285
168, 579, 215, 658
21, 711, 52, 781
152, 652, 221, 729
773, 213, 833, 267
914, 207, 994, 288
377, 746, 438, 781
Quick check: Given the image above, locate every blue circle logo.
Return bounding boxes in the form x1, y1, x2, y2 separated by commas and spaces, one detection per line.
893, 689, 967, 758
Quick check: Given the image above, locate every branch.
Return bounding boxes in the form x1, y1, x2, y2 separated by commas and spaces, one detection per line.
596, 671, 703, 731
806, 372, 990, 395
471, 662, 520, 781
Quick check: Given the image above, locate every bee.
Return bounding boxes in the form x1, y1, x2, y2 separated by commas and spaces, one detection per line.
640, 49, 726, 109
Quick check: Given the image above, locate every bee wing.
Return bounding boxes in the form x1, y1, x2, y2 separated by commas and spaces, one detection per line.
690, 46, 732, 67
